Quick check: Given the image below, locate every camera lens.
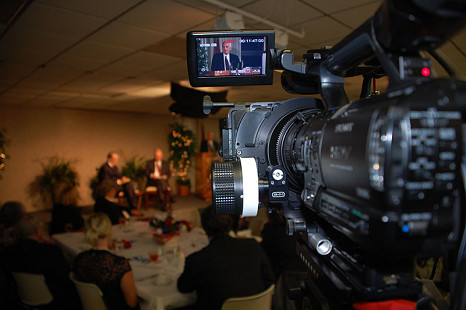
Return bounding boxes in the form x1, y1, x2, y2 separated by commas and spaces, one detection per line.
211, 158, 259, 216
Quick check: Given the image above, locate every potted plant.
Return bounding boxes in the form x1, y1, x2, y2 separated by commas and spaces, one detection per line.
28, 156, 80, 208
168, 123, 195, 196
121, 155, 146, 191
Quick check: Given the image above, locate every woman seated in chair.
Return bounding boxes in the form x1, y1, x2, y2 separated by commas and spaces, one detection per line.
94, 180, 139, 225
73, 213, 139, 310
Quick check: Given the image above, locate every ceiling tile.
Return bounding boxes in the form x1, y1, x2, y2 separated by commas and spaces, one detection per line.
0, 62, 36, 81
36, 0, 143, 19
0, 44, 55, 66
97, 62, 151, 78
0, 28, 76, 55
143, 36, 187, 59
331, 2, 381, 29
19, 66, 84, 89
294, 16, 352, 46
88, 22, 168, 50
242, 0, 322, 27
173, 0, 260, 15
300, 0, 382, 14
11, 2, 108, 38
118, 0, 214, 35
46, 54, 108, 73
65, 41, 134, 63
55, 72, 124, 93
111, 51, 179, 70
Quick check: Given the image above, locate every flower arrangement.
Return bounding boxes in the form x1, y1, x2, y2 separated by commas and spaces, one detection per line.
150, 215, 191, 244
0, 128, 9, 180
168, 123, 195, 186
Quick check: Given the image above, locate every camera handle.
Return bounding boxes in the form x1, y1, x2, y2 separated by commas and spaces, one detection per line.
202, 95, 252, 115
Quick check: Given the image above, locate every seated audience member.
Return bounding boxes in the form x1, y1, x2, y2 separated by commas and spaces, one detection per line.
0, 201, 24, 249
145, 148, 173, 211
0, 214, 81, 309
177, 206, 275, 310
73, 213, 139, 310
200, 131, 219, 153
95, 179, 136, 225
98, 152, 138, 210
51, 186, 84, 234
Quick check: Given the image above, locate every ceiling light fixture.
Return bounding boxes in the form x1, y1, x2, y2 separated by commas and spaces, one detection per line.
213, 11, 244, 30
202, 0, 305, 39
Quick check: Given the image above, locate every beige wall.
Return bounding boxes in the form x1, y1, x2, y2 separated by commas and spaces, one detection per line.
0, 106, 220, 212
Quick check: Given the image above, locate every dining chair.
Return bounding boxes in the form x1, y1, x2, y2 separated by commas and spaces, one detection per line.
11, 271, 54, 307
221, 284, 275, 310
70, 273, 107, 310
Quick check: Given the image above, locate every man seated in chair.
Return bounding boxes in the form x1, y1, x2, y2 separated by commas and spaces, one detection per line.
0, 214, 81, 309
98, 152, 138, 210
177, 206, 275, 309
145, 148, 173, 211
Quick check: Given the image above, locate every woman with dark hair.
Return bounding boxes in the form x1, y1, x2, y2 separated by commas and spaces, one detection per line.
94, 179, 133, 224
51, 186, 84, 234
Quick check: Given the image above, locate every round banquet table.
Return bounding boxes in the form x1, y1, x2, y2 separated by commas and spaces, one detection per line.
53, 220, 209, 310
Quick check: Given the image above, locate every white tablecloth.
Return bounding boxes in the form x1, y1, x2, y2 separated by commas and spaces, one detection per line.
53, 221, 209, 310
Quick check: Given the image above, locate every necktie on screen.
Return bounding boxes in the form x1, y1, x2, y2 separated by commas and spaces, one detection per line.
157, 163, 162, 175
224, 56, 229, 70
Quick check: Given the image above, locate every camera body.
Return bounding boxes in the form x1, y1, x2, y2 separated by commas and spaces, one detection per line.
187, 0, 466, 307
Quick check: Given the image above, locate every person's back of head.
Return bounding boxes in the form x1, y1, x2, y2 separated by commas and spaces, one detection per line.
84, 213, 112, 248
17, 214, 44, 240
0, 201, 25, 228
56, 186, 80, 206
201, 206, 233, 238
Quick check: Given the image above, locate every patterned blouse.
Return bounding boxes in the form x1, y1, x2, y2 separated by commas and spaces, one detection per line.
73, 249, 137, 310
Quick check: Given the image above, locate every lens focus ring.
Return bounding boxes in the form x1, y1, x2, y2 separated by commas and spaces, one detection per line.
212, 161, 242, 215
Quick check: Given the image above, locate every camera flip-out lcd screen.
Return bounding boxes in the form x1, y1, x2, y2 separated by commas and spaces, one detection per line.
187, 30, 275, 87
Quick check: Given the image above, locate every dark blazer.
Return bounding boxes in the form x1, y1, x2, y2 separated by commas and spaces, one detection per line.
98, 162, 120, 184
211, 53, 240, 71
94, 198, 130, 225
200, 140, 219, 153
0, 239, 81, 309
51, 204, 84, 234
177, 235, 275, 310
145, 159, 170, 187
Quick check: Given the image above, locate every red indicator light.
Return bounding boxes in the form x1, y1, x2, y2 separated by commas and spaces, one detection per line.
421, 67, 430, 77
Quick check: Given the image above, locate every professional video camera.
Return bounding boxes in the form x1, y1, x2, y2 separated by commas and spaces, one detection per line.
187, 0, 466, 308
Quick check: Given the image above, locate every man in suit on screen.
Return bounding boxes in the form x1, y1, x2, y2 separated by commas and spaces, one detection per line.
211, 40, 240, 71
